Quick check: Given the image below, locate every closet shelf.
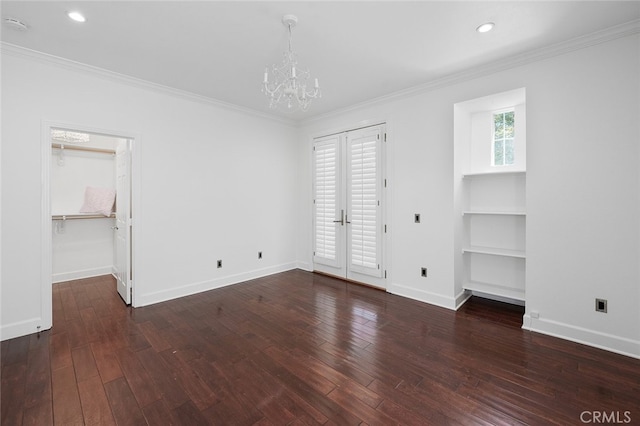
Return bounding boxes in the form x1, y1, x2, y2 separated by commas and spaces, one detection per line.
462, 170, 526, 178
462, 246, 526, 258
463, 280, 525, 301
52, 213, 115, 220
462, 210, 526, 216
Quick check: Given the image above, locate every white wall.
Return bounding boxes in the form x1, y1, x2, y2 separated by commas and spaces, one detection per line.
1, 47, 298, 340
297, 34, 639, 358
52, 218, 114, 282
2, 32, 638, 358
524, 35, 639, 357
51, 142, 117, 282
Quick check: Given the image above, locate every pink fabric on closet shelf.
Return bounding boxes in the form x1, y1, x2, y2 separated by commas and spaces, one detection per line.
79, 186, 116, 216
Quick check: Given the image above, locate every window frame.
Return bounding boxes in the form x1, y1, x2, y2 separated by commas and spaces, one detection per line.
491, 109, 515, 167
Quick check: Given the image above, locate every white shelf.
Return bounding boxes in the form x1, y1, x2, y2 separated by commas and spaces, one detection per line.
462, 170, 526, 178
462, 246, 526, 258
52, 213, 115, 220
463, 281, 525, 302
462, 210, 526, 216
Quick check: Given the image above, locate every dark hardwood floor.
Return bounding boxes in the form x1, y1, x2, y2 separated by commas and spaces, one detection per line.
2, 270, 639, 425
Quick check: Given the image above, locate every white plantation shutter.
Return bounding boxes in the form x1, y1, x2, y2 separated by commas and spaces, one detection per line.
313, 137, 340, 267
348, 129, 382, 277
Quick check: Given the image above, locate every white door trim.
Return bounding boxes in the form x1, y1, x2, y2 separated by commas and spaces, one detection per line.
41, 120, 141, 331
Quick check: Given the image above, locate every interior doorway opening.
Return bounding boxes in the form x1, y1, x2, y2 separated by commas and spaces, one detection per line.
42, 122, 136, 331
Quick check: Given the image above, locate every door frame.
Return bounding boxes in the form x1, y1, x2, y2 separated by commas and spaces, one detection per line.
310, 119, 391, 289
41, 120, 141, 330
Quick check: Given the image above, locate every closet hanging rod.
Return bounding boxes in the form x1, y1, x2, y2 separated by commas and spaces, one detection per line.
52, 213, 115, 220
51, 143, 116, 155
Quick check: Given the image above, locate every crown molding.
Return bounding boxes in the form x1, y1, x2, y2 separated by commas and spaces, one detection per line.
3, 18, 638, 129
0, 42, 297, 127
299, 19, 640, 127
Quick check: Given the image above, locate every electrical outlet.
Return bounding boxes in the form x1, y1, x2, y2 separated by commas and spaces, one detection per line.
421, 267, 427, 277
217, 260, 222, 268
595, 298, 607, 313
258, 251, 263, 259
414, 213, 421, 223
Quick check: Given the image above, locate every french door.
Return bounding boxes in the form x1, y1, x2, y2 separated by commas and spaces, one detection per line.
313, 124, 386, 288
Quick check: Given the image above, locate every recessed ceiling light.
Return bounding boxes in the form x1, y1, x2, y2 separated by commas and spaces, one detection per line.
476, 22, 495, 33
67, 11, 86, 23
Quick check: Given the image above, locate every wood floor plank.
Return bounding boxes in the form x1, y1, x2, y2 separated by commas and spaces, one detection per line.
71, 344, 100, 383
103, 377, 147, 426
77, 375, 116, 426
247, 351, 330, 425
159, 348, 219, 411
263, 345, 337, 395
90, 338, 123, 384
115, 347, 162, 408
2, 271, 640, 425
141, 399, 181, 425
2, 334, 31, 366
22, 400, 54, 426
50, 332, 72, 371
59, 286, 81, 321
326, 385, 395, 426
136, 321, 172, 352
24, 343, 52, 409
172, 400, 216, 425
51, 364, 83, 426
136, 347, 190, 409
1, 362, 27, 426
79, 307, 104, 344
201, 395, 264, 425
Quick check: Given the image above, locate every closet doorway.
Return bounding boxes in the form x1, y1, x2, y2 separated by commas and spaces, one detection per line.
47, 126, 134, 306
312, 124, 387, 289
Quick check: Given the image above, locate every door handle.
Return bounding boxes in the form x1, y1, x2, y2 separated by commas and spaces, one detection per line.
346, 213, 351, 224
111, 226, 119, 230
333, 209, 344, 226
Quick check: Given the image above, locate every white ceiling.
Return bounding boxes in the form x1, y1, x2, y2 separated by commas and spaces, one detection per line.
2, 1, 639, 121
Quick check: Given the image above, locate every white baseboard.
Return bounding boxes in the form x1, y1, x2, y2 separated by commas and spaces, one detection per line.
136, 262, 298, 307
522, 316, 640, 359
0, 316, 50, 341
454, 289, 473, 310
387, 282, 458, 310
296, 261, 312, 272
52, 266, 113, 283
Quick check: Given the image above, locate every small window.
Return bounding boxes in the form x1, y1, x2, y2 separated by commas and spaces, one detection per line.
492, 110, 515, 166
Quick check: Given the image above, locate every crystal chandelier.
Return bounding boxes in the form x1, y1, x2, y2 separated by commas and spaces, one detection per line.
262, 14, 321, 112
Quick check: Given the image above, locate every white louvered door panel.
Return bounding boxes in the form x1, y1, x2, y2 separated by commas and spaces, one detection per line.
313, 135, 343, 271
312, 125, 385, 288
347, 127, 382, 278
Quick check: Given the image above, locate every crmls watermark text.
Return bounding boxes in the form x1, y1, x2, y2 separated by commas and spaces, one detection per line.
580, 411, 631, 424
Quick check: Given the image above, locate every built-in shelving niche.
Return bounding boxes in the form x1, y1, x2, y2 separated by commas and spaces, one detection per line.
454, 88, 526, 305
